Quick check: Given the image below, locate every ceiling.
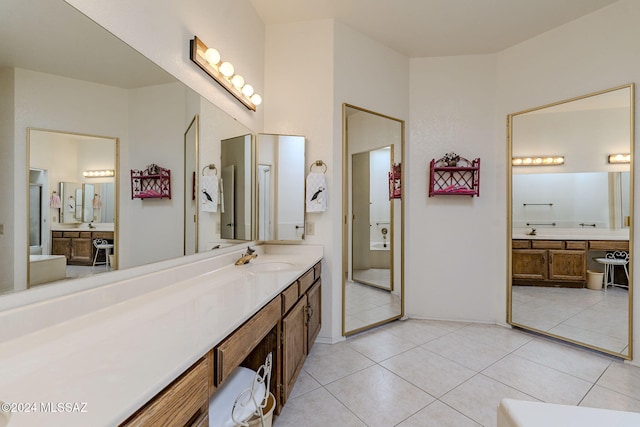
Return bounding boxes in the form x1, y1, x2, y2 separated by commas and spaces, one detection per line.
249, 0, 620, 57
0, 0, 621, 90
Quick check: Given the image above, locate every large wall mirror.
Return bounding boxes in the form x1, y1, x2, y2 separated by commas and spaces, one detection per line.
343, 104, 404, 335
508, 84, 634, 359
257, 134, 306, 241
0, 0, 255, 298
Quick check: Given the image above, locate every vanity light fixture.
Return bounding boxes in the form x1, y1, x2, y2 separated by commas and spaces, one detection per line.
190, 36, 262, 111
83, 169, 115, 178
512, 156, 564, 166
608, 153, 631, 164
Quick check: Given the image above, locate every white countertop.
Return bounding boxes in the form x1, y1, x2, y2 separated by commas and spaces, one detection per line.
512, 227, 629, 241
0, 244, 322, 427
51, 224, 114, 232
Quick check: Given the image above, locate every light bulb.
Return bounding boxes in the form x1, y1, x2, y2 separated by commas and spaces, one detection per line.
250, 94, 262, 105
231, 74, 245, 89
241, 84, 254, 97
204, 48, 220, 65
219, 62, 234, 77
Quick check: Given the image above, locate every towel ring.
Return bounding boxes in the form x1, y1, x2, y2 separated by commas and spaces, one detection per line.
202, 164, 218, 175
309, 160, 327, 173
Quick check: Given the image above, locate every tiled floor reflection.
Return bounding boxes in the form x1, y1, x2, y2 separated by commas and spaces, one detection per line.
512, 286, 629, 354
274, 319, 640, 427
353, 268, 391, 289
345, 280, 401, 332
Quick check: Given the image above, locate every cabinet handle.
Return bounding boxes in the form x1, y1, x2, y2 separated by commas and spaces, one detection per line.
307, 305, 313, 322
549, 253, 553, 264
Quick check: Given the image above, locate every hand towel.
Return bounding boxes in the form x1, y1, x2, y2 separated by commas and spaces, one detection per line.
200, 175, 219, 212
49, 192, 61, 208
306, 172, 328, 212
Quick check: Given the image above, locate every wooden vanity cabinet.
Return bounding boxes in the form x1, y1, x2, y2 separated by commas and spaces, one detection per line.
124, 260, 323, 426
512, 240, 586, 286
281, 262, 322, 406
120, 357, 209, 427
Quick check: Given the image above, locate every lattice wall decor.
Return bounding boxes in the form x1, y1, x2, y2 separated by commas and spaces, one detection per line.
131, 164, 171, 199
429, 155, 480, 197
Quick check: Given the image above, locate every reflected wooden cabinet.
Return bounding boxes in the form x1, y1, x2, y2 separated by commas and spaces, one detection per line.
512, 240, 586, 286
51, 230, 113, 265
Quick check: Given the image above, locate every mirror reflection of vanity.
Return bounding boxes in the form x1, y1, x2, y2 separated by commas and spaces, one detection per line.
343, 104, 404, 335
508, 84, 634, 358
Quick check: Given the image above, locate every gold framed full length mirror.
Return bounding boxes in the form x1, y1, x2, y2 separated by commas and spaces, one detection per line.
28, 128, 119, 286
507, 84, 634, 359
343, 104, 404, 336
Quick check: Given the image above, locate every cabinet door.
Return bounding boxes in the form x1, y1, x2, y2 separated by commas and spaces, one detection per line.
51, 237, 71, 261
548, 250, 586, 282
306, 280, 321, 352
512, 249, 547, 281
70, 237, 93, 264
282, 295, 307, 405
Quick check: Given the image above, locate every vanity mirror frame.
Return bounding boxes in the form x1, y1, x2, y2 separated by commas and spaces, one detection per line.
506, 84, 634, 359
26, 127, 120, 286
342, 103, 405, 336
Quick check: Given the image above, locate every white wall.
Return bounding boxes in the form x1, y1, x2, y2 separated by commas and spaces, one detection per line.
123, 82, 187, 268
0, 69, 15, 293
408, 54, 502, 323
264, 20, 409, 342
264, 19, 338, 340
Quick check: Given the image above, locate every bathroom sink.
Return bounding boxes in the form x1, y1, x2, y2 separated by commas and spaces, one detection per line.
248, 261, 296, 272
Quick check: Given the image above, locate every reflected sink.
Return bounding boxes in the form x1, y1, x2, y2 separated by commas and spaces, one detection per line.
248, 261, 296, 273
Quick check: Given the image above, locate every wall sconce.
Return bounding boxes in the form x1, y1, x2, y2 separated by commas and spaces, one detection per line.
189, 36, 262, 111
608, 153, 631, 164
83, 170, 115, 178
512, 156, 564, 166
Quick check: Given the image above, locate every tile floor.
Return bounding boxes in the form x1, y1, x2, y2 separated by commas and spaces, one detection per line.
274, 319, 640, 427
344, 280, 401, 333
512, 286, 629, 355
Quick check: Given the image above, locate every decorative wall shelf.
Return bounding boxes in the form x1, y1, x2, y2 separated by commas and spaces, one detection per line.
429, 155, 480, 197
131, 165, 171, 199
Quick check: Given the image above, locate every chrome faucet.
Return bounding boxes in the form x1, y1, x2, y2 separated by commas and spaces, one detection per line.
526, 228, 537, 236
235, 246, 258, 265
88, 221, 96, 229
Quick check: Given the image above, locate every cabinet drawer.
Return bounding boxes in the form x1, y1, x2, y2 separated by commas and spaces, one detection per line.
314, 262, 321, 280
281, 283, 299, 315
215, 297, 280, 385
121, 357, 208, 427
79, 231, 92, 238
64, 231, 80, 238
93, 231, 114, 239
531, 240, 563, 250
565, 241, 586, 250
512, 240, 530, 249
52, 231, 63, 238
589, 240, 629, 251
298, 268, 315, 295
